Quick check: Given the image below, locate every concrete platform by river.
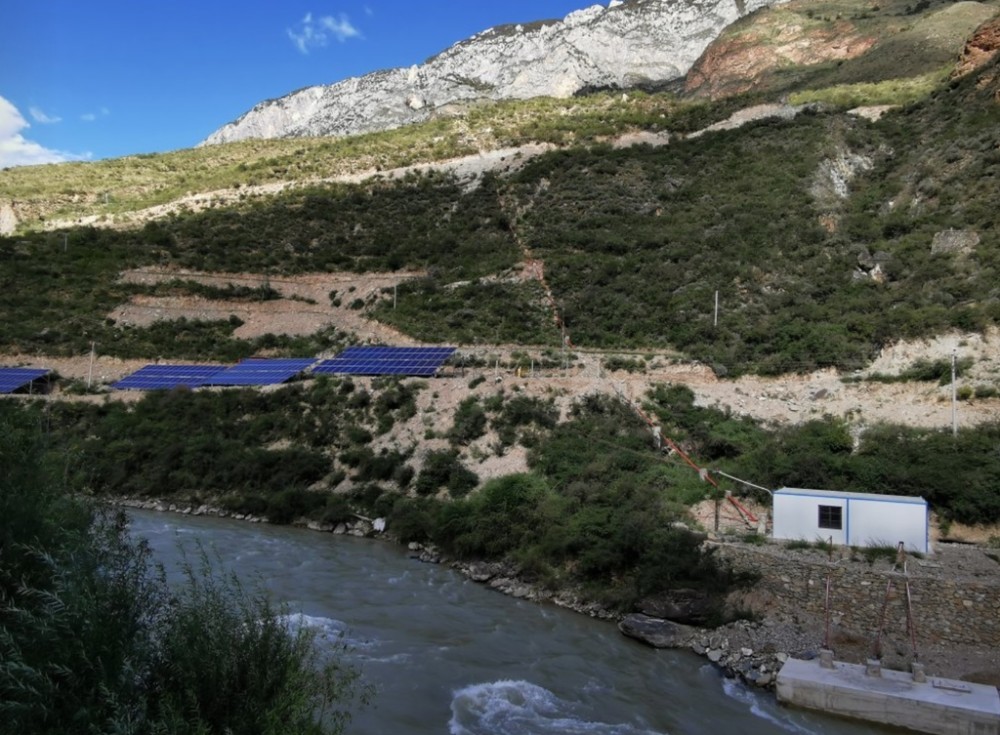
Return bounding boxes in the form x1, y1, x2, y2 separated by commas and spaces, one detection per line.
776, 656, 1000, 735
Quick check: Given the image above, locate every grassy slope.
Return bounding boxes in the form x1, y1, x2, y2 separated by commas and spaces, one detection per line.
0, 93, 728, 229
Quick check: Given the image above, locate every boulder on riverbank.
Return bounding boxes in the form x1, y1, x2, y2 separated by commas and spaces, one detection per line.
638, 588, 716, 626
619, 614, 697, 648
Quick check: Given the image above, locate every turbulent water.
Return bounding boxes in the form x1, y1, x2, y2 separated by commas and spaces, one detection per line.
129, 510, 889, 735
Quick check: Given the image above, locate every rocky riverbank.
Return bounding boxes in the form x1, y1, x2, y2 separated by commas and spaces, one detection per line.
448, 546, 1000, 691
118, 496, 382, 536
618, 613, 824, 690
443, 555, 807, 691
119, 497, 1000, 692
449, 557, 809, 689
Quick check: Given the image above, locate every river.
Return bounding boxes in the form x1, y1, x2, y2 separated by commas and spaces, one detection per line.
129, 510, 891, 735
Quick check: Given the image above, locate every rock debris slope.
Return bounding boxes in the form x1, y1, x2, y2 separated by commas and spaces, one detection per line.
202, 0, 778, 145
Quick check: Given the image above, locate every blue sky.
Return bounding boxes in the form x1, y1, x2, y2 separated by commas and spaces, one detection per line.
0, 0, 591, 168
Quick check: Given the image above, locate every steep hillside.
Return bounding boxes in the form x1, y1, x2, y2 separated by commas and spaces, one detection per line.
0, 93, 737, 232
686, 0, 1000, 99
0, 0, 998, 377
2, 0, 996, 234
2, 51, 998, 375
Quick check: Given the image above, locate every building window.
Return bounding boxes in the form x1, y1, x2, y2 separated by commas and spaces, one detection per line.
818, 505, 843, 530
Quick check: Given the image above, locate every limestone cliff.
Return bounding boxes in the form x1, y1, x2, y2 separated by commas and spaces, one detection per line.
201, 0, 777, 145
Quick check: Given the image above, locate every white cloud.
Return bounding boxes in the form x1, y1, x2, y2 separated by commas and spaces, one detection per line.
81, 107, 110, 123
29, 106, 61, 124
321, 14, 361, 40
0, 96, 88, 168
287, 11, 362, 54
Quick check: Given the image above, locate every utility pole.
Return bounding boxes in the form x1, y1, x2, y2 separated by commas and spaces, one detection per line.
562, 325, 568, 375
714, 290, 719, 328
951, 349, 958, 438
87, 342, 96, 389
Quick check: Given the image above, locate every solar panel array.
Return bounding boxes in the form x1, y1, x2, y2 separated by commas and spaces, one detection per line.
112, 364, 226, 391
9, 346, 454, 394
0, 367, 51, 394
205, 358, 317, 386
313, 346, 455, 377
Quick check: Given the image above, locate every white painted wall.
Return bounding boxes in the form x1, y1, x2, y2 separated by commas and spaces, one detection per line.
773, 492, 847, 546
772, 490, 929, 554
848, 497, 928, 553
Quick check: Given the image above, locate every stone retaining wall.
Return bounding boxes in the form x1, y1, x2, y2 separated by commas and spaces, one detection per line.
717, 542, 1000, 649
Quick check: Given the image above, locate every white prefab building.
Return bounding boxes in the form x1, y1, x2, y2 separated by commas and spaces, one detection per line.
772, 488, 930, 554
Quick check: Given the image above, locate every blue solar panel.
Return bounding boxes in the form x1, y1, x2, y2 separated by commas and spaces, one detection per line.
206, 358, 316, 386
112, 364, 226, 391
313, 346, 455, 377
0, 367, 50, 394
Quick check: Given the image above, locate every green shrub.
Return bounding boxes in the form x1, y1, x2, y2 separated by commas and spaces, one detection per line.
352, 448, 409, 484
345, 424, 373, 444
448, 397, 487, 445
784, 539, 812, 550
0, 404, 369, 734
392, 463, 414, 489
414, 449, 478, 497
436, 474, 549, 558
320, 495, 354, 525
861, 544, 923, 564
265, 488, 327, 524
603, 355, 647, 373
812, 538, 835, 555
447, 464, 480, 498
491, 395, 559, 447
387, 497, 439, 543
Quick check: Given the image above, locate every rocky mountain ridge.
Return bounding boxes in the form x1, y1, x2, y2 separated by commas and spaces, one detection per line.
685, 0, 1000, 99
201, 0, 778, 145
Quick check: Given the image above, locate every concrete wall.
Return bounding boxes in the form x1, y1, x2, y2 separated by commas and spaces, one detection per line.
719, 543, 1000, 649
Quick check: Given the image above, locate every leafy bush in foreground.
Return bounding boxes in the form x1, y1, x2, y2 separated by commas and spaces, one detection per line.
0, 403, 369, 734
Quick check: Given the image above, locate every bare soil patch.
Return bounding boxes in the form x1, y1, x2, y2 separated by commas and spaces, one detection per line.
113, 267, 421, 344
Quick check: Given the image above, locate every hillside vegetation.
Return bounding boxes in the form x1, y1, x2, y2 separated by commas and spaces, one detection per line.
0, 93, 732, 229
3, 52, 998, 371
16, 373, 1000, 614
